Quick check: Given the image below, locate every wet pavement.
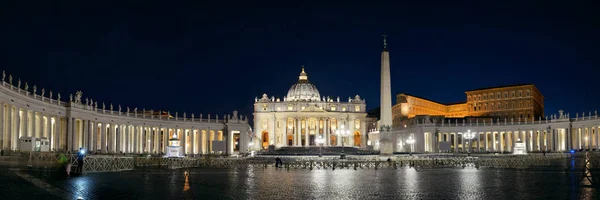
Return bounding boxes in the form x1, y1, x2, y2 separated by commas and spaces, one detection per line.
0, 168, 62, 200
1, 165, 595, 200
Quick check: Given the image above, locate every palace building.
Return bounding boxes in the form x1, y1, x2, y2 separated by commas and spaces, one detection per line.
0, 71, 251, 155
392, 84, 545, 127
253, 67, 368, 150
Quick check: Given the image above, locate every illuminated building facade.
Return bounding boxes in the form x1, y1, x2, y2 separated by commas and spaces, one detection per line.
392, 84, 544, 128
253, 67, 368, 150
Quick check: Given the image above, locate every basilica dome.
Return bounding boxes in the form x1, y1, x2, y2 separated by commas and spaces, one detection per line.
286, 67, 321, 101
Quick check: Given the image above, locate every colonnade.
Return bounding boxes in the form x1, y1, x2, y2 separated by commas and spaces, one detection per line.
388, 118, 600, 153
431, 129, 569, 153
0, 102, 233, 154
0, 104, 62, 151
0, 71, 251, 155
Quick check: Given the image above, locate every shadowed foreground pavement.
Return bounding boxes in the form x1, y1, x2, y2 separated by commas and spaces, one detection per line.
0, 167, 63, 200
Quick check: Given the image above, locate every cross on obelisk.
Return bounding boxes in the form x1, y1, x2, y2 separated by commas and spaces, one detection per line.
382, 34, 388, 50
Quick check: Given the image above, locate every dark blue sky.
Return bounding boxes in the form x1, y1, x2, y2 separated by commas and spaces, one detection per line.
1, 1, 598, 121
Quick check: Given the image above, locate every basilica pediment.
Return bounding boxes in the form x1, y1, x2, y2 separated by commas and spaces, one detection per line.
300, 105, 327, 112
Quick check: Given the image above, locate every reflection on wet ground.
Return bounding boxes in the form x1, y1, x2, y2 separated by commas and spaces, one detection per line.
12, 165, 598, 200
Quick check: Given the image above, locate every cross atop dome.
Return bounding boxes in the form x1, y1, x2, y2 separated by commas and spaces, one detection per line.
299, 66, 308, 81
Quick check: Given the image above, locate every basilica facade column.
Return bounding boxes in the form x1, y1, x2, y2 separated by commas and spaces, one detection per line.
304, 118, 309, 146
295, 118, 300, 146
323, 117, 331, 146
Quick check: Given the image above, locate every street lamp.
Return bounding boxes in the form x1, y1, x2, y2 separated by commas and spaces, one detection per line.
316, 135, 325, 157
406, 136, 415, 156
336, 128, 350, 159
463, 129, 476, 156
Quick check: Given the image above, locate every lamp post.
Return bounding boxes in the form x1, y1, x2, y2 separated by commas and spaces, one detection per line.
316, 135, 324, 157
463, 129, 475, 156
406, 136, 415, 156
336, 128, 350, 159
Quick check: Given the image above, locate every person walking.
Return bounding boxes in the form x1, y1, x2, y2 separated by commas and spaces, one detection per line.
76, 148, 86, 174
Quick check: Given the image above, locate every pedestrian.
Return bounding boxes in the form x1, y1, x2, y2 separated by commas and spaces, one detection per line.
76, 148, 86, 174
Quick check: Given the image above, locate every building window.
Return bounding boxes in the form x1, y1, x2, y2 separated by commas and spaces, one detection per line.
331, 106, 336, 111
301, 106, 305, 110
342, 107, 346, 111
277, 107, 281, 111
263, 104, 267, 111
518, 91, 522, 97
355, 105, 360, 112
511, 92, 515, 97
496, 93, 500, 99
288, 104, 293, 110
504, 93, 508, 98
526, 90, 530, 96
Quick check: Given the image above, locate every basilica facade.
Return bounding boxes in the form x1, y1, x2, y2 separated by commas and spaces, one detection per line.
253, 67, 368, 150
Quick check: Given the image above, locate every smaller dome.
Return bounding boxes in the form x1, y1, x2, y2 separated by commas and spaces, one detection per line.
286, 67, 321, 102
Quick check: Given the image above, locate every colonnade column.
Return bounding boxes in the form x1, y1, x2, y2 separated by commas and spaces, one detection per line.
163, 128, 168, 154
66, 117, 72, 152
24, 111, 29, 137
2, 105, 8, 149
53, 117, 59, 151
0, 104, 4, 150
182, 129, 187, 156
13, 107, 19, 149
32, 112, 36, 138
134, 126, 139, 154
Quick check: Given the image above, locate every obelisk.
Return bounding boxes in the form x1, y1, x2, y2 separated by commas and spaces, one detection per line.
379, 34, 394, 155
380, 35, 393, 127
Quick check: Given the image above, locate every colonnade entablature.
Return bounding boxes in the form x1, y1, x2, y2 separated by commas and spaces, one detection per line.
0, 70, 251, 155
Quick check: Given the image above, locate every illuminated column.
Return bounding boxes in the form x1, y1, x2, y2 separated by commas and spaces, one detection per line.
117, 125, 123, 153
295, 118, 299, 146
304, 118, 309, 146
14, 107, 20, 149
24, 110, 29, 137
67, 117, 73, 152
0, 103, 4, 150
325, 118, 330, 146
50, 117, 56, 151
163, 127, 168, 154
483, 132, 488, 152
53, 117, 59, 151
337, 120, 342, 146
156, 128, 161, 154
123, 125, 129, 153
182, 129, 187, 156
451, 133, 456, 152
100, 123, 106, 153
133, 126, 139, 154
3, 105, 9, 149
283, 119, 288, 147
32, 112, 37, 138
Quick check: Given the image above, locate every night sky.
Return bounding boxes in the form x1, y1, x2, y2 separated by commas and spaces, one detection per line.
1, 1, 598, 123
